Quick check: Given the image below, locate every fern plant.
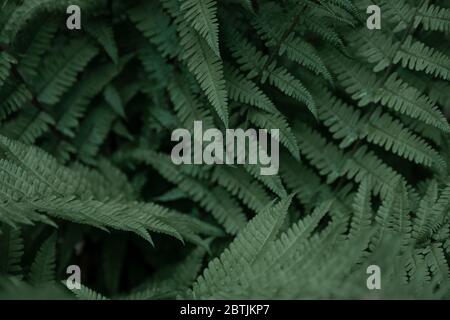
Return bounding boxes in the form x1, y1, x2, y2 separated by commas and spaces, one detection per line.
0, 0, 449, 300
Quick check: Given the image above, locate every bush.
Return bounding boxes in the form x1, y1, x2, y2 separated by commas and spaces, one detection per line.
0, 0, 449, 299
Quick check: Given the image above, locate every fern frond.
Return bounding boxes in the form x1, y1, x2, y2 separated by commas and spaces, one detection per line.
29, 233, 56, 285
127, 149, 247, 234
413, 180, 439, 241
212, 166, 271, 212
349, 178, 373, 239
129, 1, 180, 59
224, 64, 278, 114
415, 183, 450, 242
347, 30, 397, 73
249, 109, 300, 161
281, 152, 331, 209
192, 196, 293, 298
179, 23, 228, 126
363, 108, 446, 172
228, 33, 316, 117
395, 36, 450, 81
316, 89, 364, 148
296, 124, 346, 184
301, 15, 345, 49
53, 59, 126, 137
17, 17, 58, 81
0, 107, 55, 144
344, 146, 406, 198
377, 0, 416, 33
0, 275, 70, 299
71, 285, 109, 300
0, 0, 53, 45
264, 201, 333, 267
0, 51, 15, 86
332, 59, 450, 132
0, 136, 217, 244
424, 243, 450, 283
380, 0, 450, 34
252, 4, 332, 82
180, 0, 220, 57
124, 247, 205, 300
417, 1, 450, 33
244, 163, 288, 198
73, 104, 117, 164
379, 73, 450, 132
167, 71, 214, 130
373, 179, 412, 248
85, 20, 118, 64
0, 225, 24, 277
0, 82, 32, 121
34, 39, 99, 105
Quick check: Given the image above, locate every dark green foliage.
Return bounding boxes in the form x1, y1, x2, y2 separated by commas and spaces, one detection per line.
0, 0, 449, 299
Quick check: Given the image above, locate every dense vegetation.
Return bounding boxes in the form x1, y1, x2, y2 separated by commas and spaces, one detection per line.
0, 0, 449, 299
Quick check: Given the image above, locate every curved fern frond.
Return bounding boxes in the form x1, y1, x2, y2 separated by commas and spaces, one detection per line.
0, 51, 15, 86
53, 59, 126, 138
363, 108, 446, 172
212, 166, 271, 212
332, 59, 450, 132
372, 179, 412, 248
252, 4, 331, 82
127, 149, 247, 234
85, 20, 118, 64
379, 73, 450, 132
417, 1, 450, 33
296, 124, 346, 184
316, 89, 364, 148
179, 23, 228, 126
168, 71, 214, 129
34, 39, 99, 105
0, 108, 55, 144
0, 225, 24, 277
192, 196, 293, 298
180, 0, 220, 57
0, 136, 217, 244
29, 233, 56, 285
129, 1, 180, 59
244, 163, 288, 198
349, 177, 373, 239
395, 36, 450, 81
224, 64, 278, 114
17, 17, 59, 81
228, 33, 316, 117
249, 109, 300, 161
70, 285, 109, 300
124, 247, 205, 300
0, 82, 32, 121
